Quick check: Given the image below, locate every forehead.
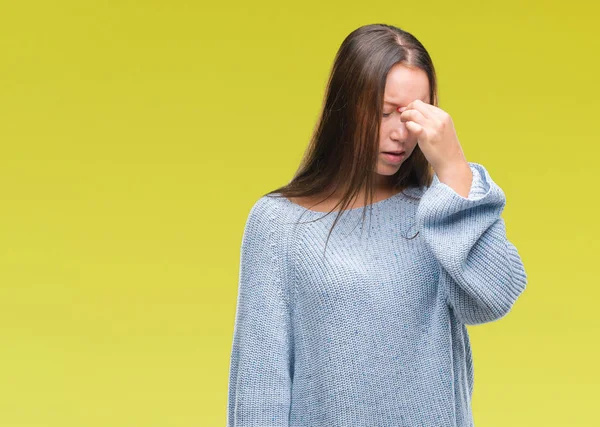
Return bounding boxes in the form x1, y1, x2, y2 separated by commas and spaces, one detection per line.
383, 64, 430, 105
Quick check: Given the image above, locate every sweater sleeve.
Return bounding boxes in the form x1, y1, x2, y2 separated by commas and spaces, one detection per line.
416, 162, 528, 325
227, 197, 293, 426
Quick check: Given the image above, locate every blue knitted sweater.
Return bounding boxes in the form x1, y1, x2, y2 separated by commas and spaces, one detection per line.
227, 162, 528, 427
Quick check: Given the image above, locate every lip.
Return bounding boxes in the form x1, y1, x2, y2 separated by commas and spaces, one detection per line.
381, 151, 405, 164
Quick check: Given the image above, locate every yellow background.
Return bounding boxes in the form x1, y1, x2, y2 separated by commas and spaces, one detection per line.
1, 1, 598, 426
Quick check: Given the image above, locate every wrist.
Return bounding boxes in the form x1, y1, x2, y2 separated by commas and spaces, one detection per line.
435, 161, 472, 198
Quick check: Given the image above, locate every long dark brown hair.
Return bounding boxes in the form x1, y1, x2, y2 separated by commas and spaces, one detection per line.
265, 23, 439, 255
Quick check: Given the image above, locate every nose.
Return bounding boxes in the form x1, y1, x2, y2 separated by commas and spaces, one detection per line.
389, 117, 409, 141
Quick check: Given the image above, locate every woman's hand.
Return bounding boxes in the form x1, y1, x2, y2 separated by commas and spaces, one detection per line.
398, 100, 473, 197
398, 100, 468, 175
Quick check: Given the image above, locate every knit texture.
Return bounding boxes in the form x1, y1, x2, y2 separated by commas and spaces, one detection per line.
227, 162, 528, 427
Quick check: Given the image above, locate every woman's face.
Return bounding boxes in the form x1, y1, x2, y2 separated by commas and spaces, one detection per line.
377, 63, 431, 182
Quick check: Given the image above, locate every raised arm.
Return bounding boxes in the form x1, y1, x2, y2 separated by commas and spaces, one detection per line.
416, 162, 528, 325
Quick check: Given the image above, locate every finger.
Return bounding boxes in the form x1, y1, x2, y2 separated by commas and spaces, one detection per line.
398, 99, 446, 123
399, 108, 429, 128
401, 99, 439, 121
415, 99, 448, 122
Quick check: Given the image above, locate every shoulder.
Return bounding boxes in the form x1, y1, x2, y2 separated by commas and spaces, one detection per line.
241, 194, 295, 287
246, 193, 288, 220
243, 193, 292, 236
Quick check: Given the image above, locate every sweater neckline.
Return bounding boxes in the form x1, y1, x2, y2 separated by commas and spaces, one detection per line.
277, 190, 414, 215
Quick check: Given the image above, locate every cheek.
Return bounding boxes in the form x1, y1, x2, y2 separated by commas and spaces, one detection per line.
378, 124, 390, 141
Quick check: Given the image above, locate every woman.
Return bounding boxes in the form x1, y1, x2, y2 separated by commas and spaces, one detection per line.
227, 23, 527, 426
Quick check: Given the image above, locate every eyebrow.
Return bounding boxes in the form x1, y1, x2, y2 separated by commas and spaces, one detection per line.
384, 99, 429, 106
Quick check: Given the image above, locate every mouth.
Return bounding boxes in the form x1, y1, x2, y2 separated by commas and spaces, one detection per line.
381, 151, 406, 164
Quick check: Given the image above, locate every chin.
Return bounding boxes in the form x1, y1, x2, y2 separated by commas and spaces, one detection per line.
376, 165, 401, 175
